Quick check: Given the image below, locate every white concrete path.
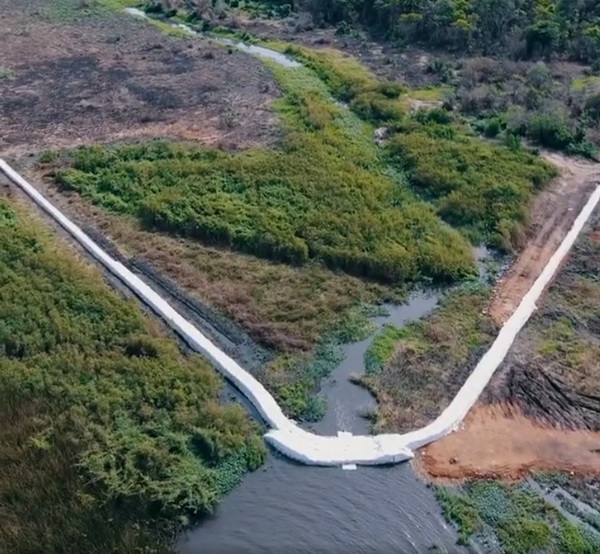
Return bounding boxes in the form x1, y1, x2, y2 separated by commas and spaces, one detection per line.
2, 160, 598, 466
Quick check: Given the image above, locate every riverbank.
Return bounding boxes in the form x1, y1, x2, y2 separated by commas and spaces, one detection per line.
419, 204, 600, 481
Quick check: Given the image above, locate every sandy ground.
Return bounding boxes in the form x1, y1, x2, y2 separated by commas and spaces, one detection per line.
415, 404, 600, 481
489, 152, 600, 324
0, 0, 281, 158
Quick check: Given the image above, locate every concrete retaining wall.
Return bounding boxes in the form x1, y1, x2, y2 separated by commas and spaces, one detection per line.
2, 159, 598, 467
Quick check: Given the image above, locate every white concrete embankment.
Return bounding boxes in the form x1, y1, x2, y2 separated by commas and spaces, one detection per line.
2, 159, 598, 466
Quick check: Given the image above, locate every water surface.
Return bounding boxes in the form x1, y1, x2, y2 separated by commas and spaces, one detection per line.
180, 292, 464, 554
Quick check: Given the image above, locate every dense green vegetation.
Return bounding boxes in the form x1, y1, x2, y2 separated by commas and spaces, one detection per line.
436, 480, 600, 553
159, 1, 600, 65
49, 46, 555, 286
359, 283, 497, 431
272, 1, 600, 64
0, 199, 265, 552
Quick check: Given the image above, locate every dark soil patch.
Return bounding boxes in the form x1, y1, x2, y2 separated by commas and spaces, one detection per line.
0, 0, 281, 157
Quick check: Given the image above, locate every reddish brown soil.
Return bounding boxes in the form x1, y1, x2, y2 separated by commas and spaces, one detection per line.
0, 0, 281, 158
489, 152, 600, 325
416, 404, 600, 481
420, 172, 600, 482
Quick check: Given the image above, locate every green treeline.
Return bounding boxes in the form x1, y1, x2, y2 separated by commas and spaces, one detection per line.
175, 1, 600, 62
49, 52, 555, 284
0, 200, 265, 552
295, 0, 600, 63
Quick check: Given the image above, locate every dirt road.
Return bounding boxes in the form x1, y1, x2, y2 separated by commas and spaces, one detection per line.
419, 156, 600, 481
489, 152, 600, 324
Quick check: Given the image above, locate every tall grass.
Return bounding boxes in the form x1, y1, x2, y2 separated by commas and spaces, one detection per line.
0, 199, 265, 551
52, 99, 473, 284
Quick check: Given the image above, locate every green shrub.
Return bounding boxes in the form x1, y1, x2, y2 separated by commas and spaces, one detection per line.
0, 199, 266, 524
483, 117, 502, 138
584, 91, 600, 122
526, 112, 575, 150
386, 132, 556, 250
364, 324, 407, 374
498, 518, 551, 554
556, 521, 599, 554
435, 487, 481, 544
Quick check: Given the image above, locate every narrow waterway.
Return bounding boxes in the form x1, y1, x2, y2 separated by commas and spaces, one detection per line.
118, 10, 484, 550
316, 292, 439, 436
179, 292, 466, 554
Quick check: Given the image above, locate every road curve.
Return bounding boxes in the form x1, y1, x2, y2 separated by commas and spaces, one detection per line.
2, 159, 599, 466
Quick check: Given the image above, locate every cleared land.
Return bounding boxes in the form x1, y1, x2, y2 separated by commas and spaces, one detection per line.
0, 0, 281, 158
420, 206, 600, 480
490, 152, 600, 324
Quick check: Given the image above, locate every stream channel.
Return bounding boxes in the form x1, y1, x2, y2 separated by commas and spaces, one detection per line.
122, 9, 471, 551
179, 292, 468, 554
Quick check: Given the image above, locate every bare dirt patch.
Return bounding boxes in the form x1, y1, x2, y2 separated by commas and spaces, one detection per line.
416, 404, 600, 481
0, 0, 281, 157
419, 207, 600, 481
489, 152, 600, 325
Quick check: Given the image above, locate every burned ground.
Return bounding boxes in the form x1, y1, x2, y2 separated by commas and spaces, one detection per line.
0, 0, 281, 157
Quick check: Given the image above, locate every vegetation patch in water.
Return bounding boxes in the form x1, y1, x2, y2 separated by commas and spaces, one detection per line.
263, 303, 379, 421
437, 480, 600, 553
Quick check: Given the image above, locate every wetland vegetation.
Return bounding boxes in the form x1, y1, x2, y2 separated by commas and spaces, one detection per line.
41, 37, 557, 423
436, 478, 600, 553
0, 199, 265, 553
48, 43, 555, 282
3, 1, 599, 552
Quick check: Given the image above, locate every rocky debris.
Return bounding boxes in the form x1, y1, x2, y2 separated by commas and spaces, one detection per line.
373, 126, 389, 146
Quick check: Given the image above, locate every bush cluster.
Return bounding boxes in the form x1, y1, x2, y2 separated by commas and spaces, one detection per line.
0, 200, 265, 551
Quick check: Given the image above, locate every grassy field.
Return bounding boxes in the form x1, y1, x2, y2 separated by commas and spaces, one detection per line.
436, 478, 600, 552
0, 197, 265, 553
47, 41, 556, 285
